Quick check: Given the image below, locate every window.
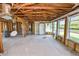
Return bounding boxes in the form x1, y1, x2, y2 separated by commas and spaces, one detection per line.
53, 21, 57, 34
58, 19, 65, 37
45, 22, 52, 32
68, 13, 79, 42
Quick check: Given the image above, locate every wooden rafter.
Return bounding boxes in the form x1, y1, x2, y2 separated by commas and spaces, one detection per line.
11, 3, 79, 21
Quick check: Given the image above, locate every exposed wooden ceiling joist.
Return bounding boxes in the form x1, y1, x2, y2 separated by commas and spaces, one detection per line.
11, 3, 79, 21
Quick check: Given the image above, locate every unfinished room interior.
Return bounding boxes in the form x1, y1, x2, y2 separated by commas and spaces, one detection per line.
0, 3, 79, 56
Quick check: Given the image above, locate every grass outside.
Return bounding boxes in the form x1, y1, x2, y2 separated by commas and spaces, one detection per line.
60, 32, 79, 43
70, 33, 79, 43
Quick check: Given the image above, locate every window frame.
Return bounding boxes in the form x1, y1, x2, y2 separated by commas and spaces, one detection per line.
53, 21, 57, 35
67, 13, 79, 43
58, 18, 65, 37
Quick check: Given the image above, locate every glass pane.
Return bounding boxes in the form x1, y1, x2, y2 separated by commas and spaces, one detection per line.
58, 19, 65, 36
69, 14, 79, 42
45, 22, 52, 32
53, 21, 57, 34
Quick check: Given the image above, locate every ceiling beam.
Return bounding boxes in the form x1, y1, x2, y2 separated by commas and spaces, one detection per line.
12, 3, 40, 15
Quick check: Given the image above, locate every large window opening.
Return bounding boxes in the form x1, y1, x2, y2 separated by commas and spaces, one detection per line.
39, 23, 45, 35
68, 13, 79, 42
53, 21, 57, 35
45, 22, 52, 33
58, 19, 65, 37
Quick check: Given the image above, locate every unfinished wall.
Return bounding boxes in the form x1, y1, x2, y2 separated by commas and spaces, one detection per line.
13, 16, 29, 36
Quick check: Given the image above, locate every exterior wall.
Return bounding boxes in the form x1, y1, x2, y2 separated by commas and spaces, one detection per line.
54, 8, 79, 53
13, 16, 29, 36
56, 36, 64, 43
76, 44, 79, 52
67, 40, 75, 50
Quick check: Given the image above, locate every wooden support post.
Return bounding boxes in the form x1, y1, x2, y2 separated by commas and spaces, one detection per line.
11, 23, 13, 31
16, 22, 18, 32
0, 22, 4, 53
64, 17, 68, 44
10, 22, 13, 32
16, 22, 19, 33
9, 22, 12, 32
17, 22, 22, 35
8, 22, 10, 32
6, 22, 10, 37
9, 22, 11, 32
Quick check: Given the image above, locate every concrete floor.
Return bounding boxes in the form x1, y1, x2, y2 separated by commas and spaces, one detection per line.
1, 35, 78, 56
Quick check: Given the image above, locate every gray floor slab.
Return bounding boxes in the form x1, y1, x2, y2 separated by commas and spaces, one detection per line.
2, 35, 78, 56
